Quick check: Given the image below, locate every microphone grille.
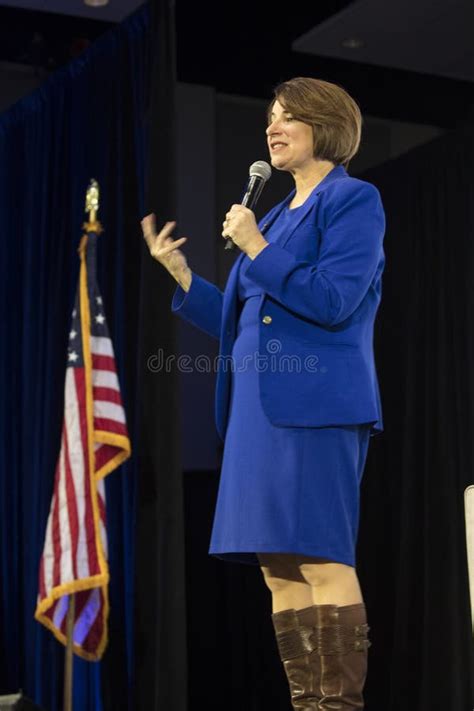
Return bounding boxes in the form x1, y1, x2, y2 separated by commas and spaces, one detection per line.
249, 160, 272, 181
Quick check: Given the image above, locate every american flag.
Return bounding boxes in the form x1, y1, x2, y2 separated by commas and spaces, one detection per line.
35, 230, 131, 660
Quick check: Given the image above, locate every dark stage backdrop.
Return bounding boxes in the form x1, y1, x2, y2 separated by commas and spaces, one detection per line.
358, 122, 474, 711
182, 124, 474, 711
133, 1, 188, 710
0, 2, 187, 711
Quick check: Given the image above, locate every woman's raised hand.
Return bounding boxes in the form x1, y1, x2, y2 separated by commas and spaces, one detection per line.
141, 213, 192, 290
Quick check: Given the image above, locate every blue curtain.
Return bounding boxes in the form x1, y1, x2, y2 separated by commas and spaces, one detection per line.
0, 5, 148, 709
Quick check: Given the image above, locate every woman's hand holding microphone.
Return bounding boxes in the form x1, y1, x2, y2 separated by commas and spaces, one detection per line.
141, 213, 192, 292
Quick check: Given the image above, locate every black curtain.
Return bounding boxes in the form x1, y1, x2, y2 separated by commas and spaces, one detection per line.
133, 1, 188, 711
183, 124, 474, 711
358, 122, 474, 711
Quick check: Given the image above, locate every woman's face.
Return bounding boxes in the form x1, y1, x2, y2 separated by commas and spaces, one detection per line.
266, 99, 315, 172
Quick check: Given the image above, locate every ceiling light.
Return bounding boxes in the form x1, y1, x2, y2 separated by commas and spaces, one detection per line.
341, 37, 365, 50
84, 0, 109, 6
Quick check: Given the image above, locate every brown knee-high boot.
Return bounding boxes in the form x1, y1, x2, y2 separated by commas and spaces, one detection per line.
271, 603, 371, 710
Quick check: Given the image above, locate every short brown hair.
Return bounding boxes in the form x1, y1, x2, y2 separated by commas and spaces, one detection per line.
266, 77, 362, 170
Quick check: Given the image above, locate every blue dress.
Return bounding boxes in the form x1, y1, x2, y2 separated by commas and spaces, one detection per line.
208, 201, 372, 568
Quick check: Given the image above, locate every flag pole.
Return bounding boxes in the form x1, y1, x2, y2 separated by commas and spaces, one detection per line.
63, 594, 76, 711
63, 180, 102, 711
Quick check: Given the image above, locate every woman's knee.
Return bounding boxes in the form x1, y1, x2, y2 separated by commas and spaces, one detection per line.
297, 558, 357, 588
257, 552, 308, 592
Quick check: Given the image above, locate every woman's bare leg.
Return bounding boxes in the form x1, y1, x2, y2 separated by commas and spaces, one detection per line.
257, 553, 363, 608
298, 556, 363, 605
257, 552, 314, 612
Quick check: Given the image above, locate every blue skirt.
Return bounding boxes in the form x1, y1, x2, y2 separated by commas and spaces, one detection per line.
208, 295, 371, 567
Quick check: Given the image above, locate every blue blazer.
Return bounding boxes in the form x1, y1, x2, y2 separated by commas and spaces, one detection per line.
171, 164, 386, 441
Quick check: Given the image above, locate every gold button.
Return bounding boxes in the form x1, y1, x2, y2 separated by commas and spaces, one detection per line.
262, 315, 272, 324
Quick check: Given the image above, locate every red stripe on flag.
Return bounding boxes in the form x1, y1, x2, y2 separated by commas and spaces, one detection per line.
95, 444, 120, 472
74, 367, 100, 577
97, 493, 106, 524
39, 554, 46, 600
92, 387, 123, 406
73, 588, 93, 624
59, 603, 70, 636
94, 417, 128, 436
92, 354, 116, 372
63, 425, 79, 579
52, 453, 62, 588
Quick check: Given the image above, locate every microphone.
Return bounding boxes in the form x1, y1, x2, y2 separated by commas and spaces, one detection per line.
224, 160, 272, 251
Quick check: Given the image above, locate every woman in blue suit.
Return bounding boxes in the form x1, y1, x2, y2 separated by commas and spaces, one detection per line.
142, 76, 386, 710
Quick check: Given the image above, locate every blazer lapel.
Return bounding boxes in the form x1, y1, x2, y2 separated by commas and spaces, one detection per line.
276, 164, 348, 249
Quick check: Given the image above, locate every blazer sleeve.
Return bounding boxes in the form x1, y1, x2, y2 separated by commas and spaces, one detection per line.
171, 272, 223, 340
242, 180, 385, 327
